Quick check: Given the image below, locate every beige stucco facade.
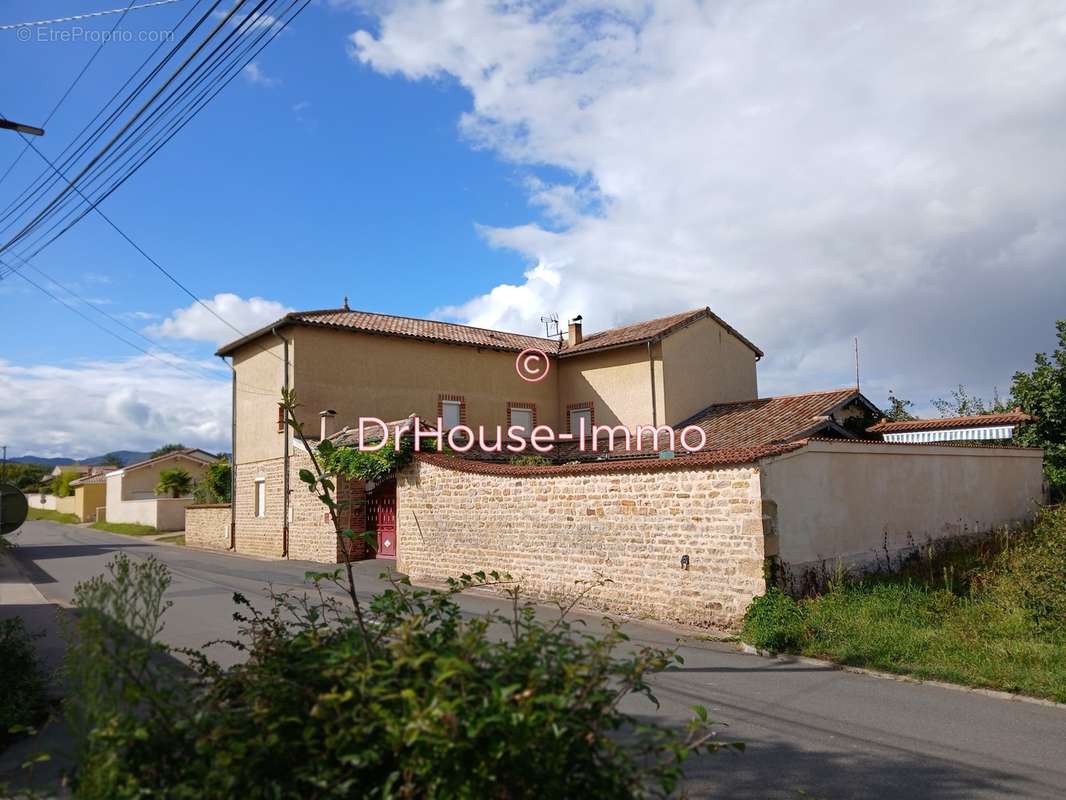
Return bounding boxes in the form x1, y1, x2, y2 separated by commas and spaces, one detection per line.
760, 440, 1047, 568
659, 315, 760, 423
105, 453, 212, 531
72, 482, 107, 522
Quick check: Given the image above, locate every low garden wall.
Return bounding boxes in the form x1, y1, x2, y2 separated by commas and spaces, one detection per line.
396, 453, 768, 629
185, 504, 231, 551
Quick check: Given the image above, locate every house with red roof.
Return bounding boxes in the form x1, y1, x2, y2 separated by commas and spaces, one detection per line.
187, 303, 1045, 629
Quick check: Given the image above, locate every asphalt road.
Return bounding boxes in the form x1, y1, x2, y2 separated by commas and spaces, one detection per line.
7, 520, 1066, 799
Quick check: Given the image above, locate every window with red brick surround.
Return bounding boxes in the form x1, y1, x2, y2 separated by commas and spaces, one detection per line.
565, 401, 595, 435
437, 394, 467, 429
506, 401, 537, 431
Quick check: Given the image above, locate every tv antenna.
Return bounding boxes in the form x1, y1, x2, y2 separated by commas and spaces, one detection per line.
540, 313, 561, 339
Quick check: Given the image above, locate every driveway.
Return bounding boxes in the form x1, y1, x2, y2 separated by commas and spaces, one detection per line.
6, 520, 1066, 799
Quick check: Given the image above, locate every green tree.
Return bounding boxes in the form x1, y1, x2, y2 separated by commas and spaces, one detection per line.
101, 452, 126, 468
883, 392, 916, 421
0, 462, 48, 492
931, 385, 1011, 417
149, 443, 185, 459
53, 468, 83, 498
155, 468, 193, 499
193, 459, 232, 503
1011, 319, 1066, 499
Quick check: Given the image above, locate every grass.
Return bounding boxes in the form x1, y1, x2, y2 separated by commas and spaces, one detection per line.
90, 521, 158, 536
27, 508, 80, 524
742, 505, 1066, 702
157, 534, 185, 546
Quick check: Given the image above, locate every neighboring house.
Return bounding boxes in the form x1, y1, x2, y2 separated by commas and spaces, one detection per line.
868, 411, 1034, 443
187, 303, 1045, 629
67, 473, 108, 522
52, 464, 114, 518
105, 449, 215, 531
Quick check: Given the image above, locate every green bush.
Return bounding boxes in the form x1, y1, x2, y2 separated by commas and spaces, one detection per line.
987, 506, 1066, 634
740, 588, 808, 651
0, 618, 49, 750
66, 557, 740, 799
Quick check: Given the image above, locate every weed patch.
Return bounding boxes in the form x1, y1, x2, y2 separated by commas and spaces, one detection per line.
742, 506, 1066, 702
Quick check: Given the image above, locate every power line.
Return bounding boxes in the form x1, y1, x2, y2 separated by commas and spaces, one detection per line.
1, 0, 312, 375
0, 0, 140, 189
6, 125, 284, 360
0, 0, 182, 31
0, 0, 209, 234
6, 260, 213, 381
6, 255, 281, 396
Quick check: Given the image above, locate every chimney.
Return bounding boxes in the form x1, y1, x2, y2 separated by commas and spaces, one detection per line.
319, 409, 337, 441
567, 315, 583, 347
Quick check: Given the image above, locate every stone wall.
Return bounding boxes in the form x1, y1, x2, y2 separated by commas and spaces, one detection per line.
396, 455, 767, 629
185, 504, 231, 551
233, 448, 366, 563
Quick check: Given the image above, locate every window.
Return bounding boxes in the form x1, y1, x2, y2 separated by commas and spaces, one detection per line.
441, 400, 462, 430
277, 404, 285, 433
569, 407, 592, 435
438, 394, 466, 430
509, 407, 534, 434
254, 478, 266, 518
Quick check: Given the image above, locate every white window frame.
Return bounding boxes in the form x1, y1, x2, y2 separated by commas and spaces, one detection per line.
441, 400, 462, 430
254, 478, 266, 518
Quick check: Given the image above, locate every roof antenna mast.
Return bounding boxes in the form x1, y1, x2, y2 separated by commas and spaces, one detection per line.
540, 313, 560, 339
854, 336, 860, 391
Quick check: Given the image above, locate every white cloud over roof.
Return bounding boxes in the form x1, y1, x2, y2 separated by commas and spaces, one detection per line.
351, 0, 1066, 408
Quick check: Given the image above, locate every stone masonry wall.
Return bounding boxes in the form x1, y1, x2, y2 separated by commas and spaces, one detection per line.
185, 504, 231, 551
234, 449, 366, 563
396, 458, 767, 629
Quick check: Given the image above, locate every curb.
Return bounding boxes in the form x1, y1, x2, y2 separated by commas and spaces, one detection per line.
737, 642, 1066, 710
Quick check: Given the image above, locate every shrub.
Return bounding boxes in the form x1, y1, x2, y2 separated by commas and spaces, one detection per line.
192, 459, 232, 504
65, 558, 740, 798
154, 468, 193, 498
740, 588, 808, 652
987, 506, 1066, 635
508, 454, 553, 466
0, 618, 49, 750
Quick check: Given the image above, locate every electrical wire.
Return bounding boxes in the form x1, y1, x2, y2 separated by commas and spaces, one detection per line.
0, 0, 140, 189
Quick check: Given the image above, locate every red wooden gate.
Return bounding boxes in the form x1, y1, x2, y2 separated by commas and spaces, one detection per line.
366, 480, 397, 558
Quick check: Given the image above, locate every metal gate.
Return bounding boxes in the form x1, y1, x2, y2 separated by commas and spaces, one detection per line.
365, 479, 396, 558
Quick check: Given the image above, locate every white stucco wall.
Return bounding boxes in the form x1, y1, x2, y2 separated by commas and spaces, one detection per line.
27, 493, 57, 511
760, 440, 1046, 567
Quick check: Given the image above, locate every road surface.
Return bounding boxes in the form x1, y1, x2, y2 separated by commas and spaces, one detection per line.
6, 520, 1066, 799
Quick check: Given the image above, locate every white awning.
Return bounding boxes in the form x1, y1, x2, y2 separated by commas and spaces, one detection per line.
883, 425, 1016, 443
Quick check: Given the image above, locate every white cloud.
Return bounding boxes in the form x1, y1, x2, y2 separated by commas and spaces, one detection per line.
352, 0, 1066, 410
242, 62, 279, 88
0, 356, 233, 459
148, 293, 291, 345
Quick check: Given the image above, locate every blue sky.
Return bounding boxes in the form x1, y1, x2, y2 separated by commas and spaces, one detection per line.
3, 1, 1065, 457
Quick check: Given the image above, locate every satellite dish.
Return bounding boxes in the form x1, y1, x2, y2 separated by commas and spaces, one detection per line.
0, 483, 29, 535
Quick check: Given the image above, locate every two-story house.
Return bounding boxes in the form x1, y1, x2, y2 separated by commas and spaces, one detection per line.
213, 304, 765, 558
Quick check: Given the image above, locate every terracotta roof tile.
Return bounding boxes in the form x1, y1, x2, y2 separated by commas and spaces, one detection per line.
867, 412, 1033, 434
69, 473, 108, 486
290, 310, 557, 353
675, 388, 867, 450
217, 305, 761, 358
559, 307, 762, 357
414, 442, 802, 477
